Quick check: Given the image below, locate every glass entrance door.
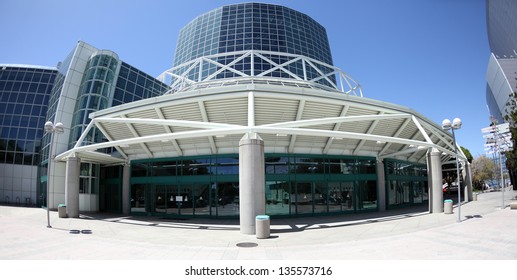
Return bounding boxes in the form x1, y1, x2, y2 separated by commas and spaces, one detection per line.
192, 183, 210, 216
266, 180, 292, 216
151, 184, 213, 217
151, 184, 184, 215
100, 182, 120, 212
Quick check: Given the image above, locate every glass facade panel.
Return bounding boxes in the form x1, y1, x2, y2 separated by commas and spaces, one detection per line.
154, 185, 168, 214
328, 182, 342, 212
173, 3, 335, 87
295, 182, 312, 214
265, 156, 289, 174
111, 62, 169, 106
265, 180, 291, 215
193, 184, 210, 216
215, 156, 239, 175
341, 181, 354, 211
358, 180, 377, 210
215, 181, 239, 216
128, 154, 385, 218
131, 184, 147, 212
313, 182, 328, 214
385, 159, 428, 209
69, 54, 118, 148
0, 66, 56, 166
79, 162, 98, 194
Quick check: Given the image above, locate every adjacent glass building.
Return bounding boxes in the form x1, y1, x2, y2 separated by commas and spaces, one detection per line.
485, 0, 517, 124
2, 3, 468, 223
0, 65, 56, 205
37, 42, 169, 212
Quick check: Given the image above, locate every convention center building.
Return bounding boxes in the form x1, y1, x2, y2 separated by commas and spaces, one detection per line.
0, 3, 471, 231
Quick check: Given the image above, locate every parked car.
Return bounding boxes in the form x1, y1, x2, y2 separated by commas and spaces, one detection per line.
483, 182, 499, 192
442, 182, 458, 193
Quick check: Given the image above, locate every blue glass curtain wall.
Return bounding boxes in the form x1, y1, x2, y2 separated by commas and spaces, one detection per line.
129, 154, 381, 218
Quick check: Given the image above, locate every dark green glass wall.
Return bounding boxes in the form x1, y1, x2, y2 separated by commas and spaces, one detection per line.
128, 154, 382, 218
384, 159, 428, 209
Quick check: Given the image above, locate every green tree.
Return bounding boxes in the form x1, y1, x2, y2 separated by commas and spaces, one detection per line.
460, 146, 473, 163
471, 155, 497, 191
504, 92, 517, 189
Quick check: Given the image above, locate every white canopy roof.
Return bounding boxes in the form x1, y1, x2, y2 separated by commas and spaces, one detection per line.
56, 83, 465, 165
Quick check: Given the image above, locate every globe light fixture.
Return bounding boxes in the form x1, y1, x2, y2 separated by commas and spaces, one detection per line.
44, 121, 64, 228
442, 117, 462, 223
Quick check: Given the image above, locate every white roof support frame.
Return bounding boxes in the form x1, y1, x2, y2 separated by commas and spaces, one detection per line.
121, 114, 153, 158
57, 124, 445, 161
198, 101, 217, 154
288, 100, 305, 153
155, 107, 183, 156
323, 105, 349, 154
353, 112, 384, 155
56, 86, 463, 164
262, 113, 412, 129
378, 118, 411, 156
72, 119, 128, 160
158, 50, 363, 96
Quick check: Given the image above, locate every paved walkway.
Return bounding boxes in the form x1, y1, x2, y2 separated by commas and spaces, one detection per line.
1, 189, 517, 260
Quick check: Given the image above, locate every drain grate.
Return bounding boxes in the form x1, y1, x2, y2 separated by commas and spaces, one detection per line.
236, 242, 258, 248
69, 229, 93, 234
465, 215, 483, 219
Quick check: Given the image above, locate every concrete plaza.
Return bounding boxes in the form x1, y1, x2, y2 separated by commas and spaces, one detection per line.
1, 189, 516, 260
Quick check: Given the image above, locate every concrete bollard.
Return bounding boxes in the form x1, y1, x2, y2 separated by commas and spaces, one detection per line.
444, 200, 453, 214
256, 215, 270, 239
58, 204, 67, 218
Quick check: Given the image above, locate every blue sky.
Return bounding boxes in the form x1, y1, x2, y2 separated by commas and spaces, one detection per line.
0, 0, 490, 156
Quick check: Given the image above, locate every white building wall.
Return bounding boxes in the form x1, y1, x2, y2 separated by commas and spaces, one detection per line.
0, 163, 38, 205
48, 42, 98, 209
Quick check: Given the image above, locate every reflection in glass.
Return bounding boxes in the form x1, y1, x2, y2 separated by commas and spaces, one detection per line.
265, 181, 291, 215
193, 184, 210, 216
313, 182, 328, 213
358, 180, 377, 210
328, 182, 342, 212
265, 157, 289, 174
292, 157, 324, 174
216, 157, 239, 175
388, 180, 398, 206
328, 158, 356, 174
413, 181, 423, 204
123, 155, 436, 217
295, 182, 312, 214
341, 181, 354, 211
154, 185, 167, 213
130, 184, 146, 212
216, 181, 239, 216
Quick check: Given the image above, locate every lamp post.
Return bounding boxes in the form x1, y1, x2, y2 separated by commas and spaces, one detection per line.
490, 117, 507, 209
44, 121, 64, 228
442, 118, 462, 223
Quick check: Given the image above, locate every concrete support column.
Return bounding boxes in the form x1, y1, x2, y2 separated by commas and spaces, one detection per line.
122, 163, 131, 215
377, 159, 386, 211
463, 161, 473, 202
65, 156, 80, 218
427, 149, 433, 212
428, 149, 443, 213
239, 132, 265, 235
